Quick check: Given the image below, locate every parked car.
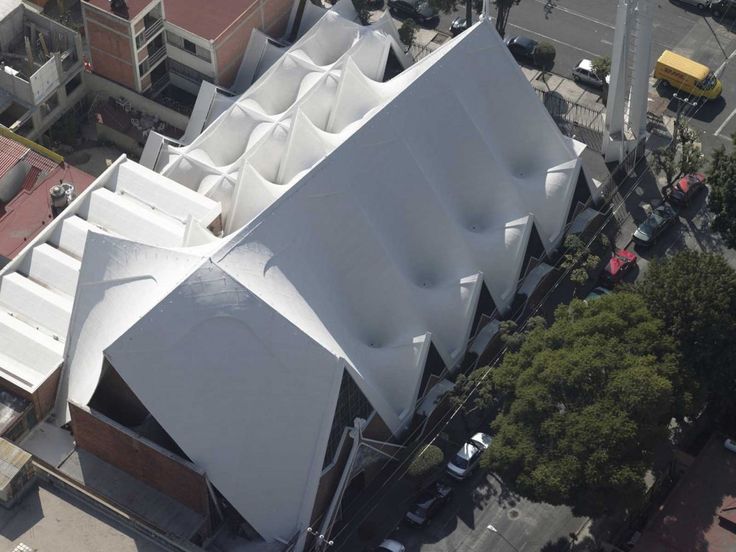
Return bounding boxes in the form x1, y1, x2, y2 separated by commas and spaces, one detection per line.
446, 432, 492, 480
633, 204, 678, 246
725, 438, 736, 454
376, 539, 406, 552
449, 16, 469, 36
674, 0, 710, 9
505, 35, 538, 63
405, 481, 453, 526
584, 286, 611, 302
572, 59, 608, 88
599, 249, 637, 288
711, 0, 736, 17
666, 173, 706, 206
387, 0, 438, 24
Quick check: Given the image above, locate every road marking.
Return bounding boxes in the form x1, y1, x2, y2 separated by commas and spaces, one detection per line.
507, 22, 602, 58
533, 0, 615, 29
601, 39, 612, 46
715, 106, 736, 137
715, 44, 736, 76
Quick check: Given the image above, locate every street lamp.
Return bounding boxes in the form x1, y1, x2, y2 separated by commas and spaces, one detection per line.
487, 524, 521, 552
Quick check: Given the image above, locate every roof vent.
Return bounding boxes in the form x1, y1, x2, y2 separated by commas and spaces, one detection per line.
50, 182, 75, 217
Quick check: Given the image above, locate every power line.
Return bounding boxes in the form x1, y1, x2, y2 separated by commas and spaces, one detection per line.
311, 64, 714, 552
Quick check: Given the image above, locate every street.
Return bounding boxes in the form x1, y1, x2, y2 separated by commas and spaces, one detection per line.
427, 0, 736, 152
388, 469, 586, 552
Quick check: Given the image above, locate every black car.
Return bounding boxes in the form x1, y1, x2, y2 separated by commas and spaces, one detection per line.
666, 173, 706, 206
505, 35, 538, 63
633, 204, 678, 246
449, 16, 469, 37
387, 0, 438, 23
404, 481, 453, 526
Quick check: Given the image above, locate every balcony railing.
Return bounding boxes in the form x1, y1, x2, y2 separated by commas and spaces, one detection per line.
146, 45, 166, 68
143, 18, 164, 43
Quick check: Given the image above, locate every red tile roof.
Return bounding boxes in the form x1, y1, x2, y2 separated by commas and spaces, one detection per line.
164, 0, 259, 40
83, 0, 157, 20
0, 164, 95, 258
632, 436, 736, 552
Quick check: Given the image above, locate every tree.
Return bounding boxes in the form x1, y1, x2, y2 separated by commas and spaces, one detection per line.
482, 293, 685, 517
591, 56, 611, 80
352, 0, 371, 24
407, 444, 444, 487
650, 120, 702, 189
533, 42, 556, 71
495, 0, 521, 38
707, 135, 736, 248
559, 234, 602, 287
636, 251, 736, 418
398, 19, 418, 47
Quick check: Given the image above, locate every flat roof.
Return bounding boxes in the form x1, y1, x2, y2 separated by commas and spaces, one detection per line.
0, 164, 95, 258
633, 435, 736, 552
0, 438, 31, 491
164, 0, 259, 40
82, 0, 156, 20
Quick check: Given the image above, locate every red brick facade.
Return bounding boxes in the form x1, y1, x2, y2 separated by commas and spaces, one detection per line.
69, 402, 211, 519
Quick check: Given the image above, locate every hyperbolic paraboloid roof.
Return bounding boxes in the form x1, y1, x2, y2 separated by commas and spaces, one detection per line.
0, 3, 586, 548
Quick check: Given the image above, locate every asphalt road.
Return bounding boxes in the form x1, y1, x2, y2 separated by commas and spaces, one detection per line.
428, 0, 736, 153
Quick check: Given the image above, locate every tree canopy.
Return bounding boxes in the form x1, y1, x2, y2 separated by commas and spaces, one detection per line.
482, 293, 684, 517
707, 135, 736, 248
636, 250, 736, 417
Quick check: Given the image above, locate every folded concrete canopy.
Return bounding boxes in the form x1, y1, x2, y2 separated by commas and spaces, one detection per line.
0, 3, 589, 548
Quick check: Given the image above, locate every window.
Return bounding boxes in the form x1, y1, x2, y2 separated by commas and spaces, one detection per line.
65, 73, 82, 96
183, 39, 197, 54
168, 59, 213, 84
322, 370, 373, 469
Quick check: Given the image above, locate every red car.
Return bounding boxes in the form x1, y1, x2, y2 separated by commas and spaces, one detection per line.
599, 249, 637, 288
666, 173, 706, 206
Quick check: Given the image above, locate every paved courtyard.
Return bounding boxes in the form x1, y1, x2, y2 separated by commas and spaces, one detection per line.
0, 482, 166, 552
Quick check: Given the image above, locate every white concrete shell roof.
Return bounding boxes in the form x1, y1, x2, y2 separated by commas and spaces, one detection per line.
0, 3, 587, 548
0, 157, 220, 394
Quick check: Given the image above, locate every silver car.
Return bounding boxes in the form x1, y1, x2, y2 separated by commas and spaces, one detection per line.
572, 59, 607, 88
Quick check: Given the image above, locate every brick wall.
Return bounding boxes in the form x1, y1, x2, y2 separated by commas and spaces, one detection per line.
69, 402, 211, 518
84, 7, 137, 89
0, 367, 59, 422
34, 367, 60, 420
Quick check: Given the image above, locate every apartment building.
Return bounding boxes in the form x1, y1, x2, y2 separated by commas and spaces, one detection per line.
81, 0, 293, 99
0, 0, 85, 140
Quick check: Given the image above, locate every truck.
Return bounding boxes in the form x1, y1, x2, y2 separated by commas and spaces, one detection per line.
653, 50, 722, 101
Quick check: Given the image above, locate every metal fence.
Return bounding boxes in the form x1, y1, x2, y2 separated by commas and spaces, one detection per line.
535, 88, 606, 151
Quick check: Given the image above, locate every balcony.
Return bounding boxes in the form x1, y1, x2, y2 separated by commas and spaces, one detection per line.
147, 45, 166, 68
143, 18, 164, 43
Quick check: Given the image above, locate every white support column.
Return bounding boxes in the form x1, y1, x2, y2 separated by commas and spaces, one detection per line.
603, 0, 654, 162
629, 0, 654, 138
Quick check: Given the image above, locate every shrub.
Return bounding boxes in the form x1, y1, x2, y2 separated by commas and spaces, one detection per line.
533, 42, 556, 70
407, 444, 444, 481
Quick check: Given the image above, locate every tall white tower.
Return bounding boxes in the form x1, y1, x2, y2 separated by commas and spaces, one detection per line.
603, 0, 654, 162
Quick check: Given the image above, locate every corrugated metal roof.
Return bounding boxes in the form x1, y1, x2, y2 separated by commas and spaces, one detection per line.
0, 137, 30, 181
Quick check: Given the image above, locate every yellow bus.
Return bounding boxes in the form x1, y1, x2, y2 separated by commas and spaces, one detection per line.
654, 50, 722, 100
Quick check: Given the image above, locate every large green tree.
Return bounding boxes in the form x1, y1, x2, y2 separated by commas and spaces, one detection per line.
482, 293, 684, 517
707, 135, 736, 248
636, 251, 736, 417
